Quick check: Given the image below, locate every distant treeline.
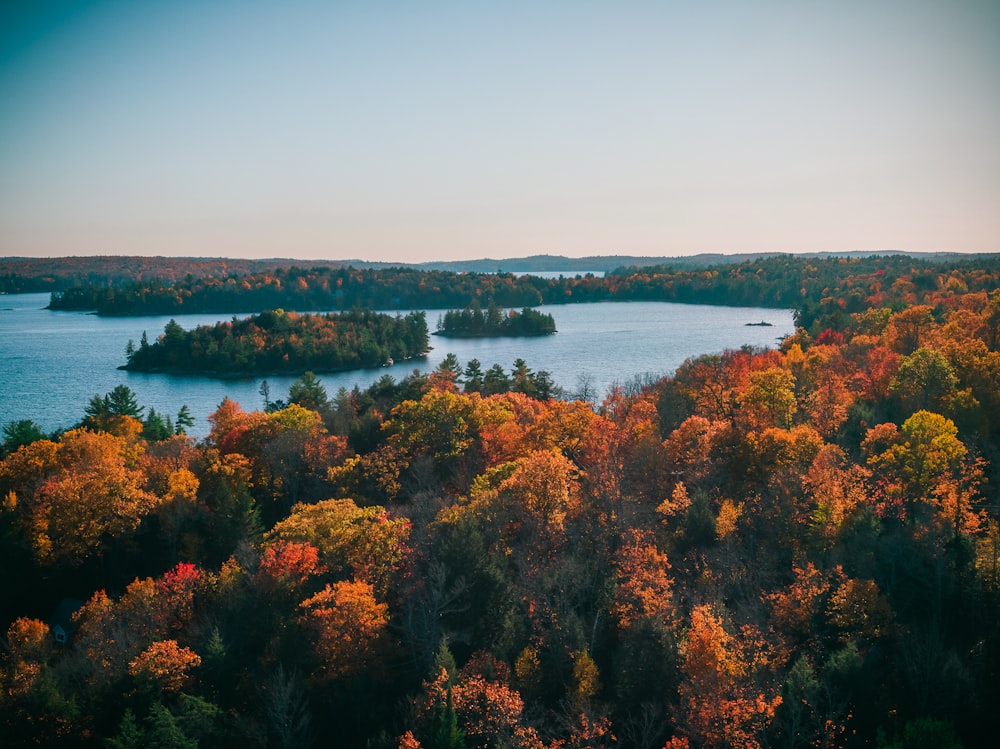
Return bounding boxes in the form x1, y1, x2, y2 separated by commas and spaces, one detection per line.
0, 256, 352, 294
436, 301, 556, 338
123, 308, 429, 376
47, 254, 1000, 321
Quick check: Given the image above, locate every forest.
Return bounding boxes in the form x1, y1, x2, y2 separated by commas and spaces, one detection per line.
121, 309, 430, 377
435, 302, 557, 338
2, 257, 1000, 748
0, 257, 357, 294
43, 254, 1000, 317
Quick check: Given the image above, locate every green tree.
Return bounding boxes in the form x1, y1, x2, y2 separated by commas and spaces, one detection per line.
438, 353, 461, 378
107, 709, 145, 749
510, 358, 536, 396
426, 685, 466, 749
144, 702, 196, 749
2, 419, 46, 456
483, 364, 510, 395
142, 408, 173, 442
462, 359, 484, 392
174, 405, 194, 435
877, 717, 964, 749
889, 348, 958, 415
865, 410, 968, 501
486, 299, 502, 330
85, 384, 144, 421
288, 371, 330, 413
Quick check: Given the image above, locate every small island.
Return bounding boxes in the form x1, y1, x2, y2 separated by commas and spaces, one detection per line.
122, 308, 429, 376
435, 301, 556, 338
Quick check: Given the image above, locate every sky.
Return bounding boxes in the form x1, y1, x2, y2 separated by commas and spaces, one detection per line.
0, 0, 997, 264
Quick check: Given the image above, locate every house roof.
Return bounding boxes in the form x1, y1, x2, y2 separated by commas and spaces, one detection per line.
48, 598, 85, 632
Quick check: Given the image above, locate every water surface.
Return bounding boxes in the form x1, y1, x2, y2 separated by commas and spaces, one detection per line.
0, 293, 793, 435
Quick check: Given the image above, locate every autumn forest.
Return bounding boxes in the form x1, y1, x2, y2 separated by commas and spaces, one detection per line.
2, 254, 1000, 748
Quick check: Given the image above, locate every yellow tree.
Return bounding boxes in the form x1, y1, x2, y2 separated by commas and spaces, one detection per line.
25, 429, 158, 566
863, 410, 972, 525
739, 367, 798, 431
298, 579, 389, 681
266, 498, 410, 596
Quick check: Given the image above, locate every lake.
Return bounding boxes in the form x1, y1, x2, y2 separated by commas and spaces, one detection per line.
0, 293, 794, 436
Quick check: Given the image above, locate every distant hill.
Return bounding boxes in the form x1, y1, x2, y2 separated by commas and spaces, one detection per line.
411, 253, 779, 273
409, 250, 977, 274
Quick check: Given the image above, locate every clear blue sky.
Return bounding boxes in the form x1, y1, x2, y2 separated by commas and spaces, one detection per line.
1, 0, 997, 262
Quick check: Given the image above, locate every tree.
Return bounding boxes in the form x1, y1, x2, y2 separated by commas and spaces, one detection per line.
259, 664, 314, 749
174, 405, 194, 435
199, 451, 261, 556
254, 540, 324, 600
889, 348, 958, 415
887, 305, 934, 354
1, 419, 46, 456
828, 578, 895, 643
463, 359, 484, 393
864, 410, 968, 502
144, 702, 197, 749
510, 359, 535, 396
28, 428, 159, 566
436, 354, 462, 383
675, 604, 782, 749
496, 448, 580, 535
298, 579, 389, 681
876, 717, 964, 749
83, 385, 145, 432
128, 640, 202, 693
143, 408, 173, 442
483, 364, 510, 395
107, 709, 145, 749
739, 366, 797, 430
288, 371, 330, 413
266, 498, 410, 596
611, 530, 674, 630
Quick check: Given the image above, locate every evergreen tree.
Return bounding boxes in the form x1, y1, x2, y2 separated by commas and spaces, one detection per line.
174, 405, 194, 435
288, 371, 330, 413
107, 709, 145, 749
142, 408, 172, 441
1, 419, 46, 456
462, 359, 484, 392
483, 363, 510, 395
105, 384, 144, 418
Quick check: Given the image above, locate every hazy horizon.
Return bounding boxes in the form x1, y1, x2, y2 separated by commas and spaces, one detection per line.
2, 0, 998, 263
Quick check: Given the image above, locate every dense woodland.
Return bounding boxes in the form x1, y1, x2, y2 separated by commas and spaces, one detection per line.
2, 257, 1000, 748
44, 254, 1000, 318
436, 303, 556, 338
0, 252, 776, 295
122, 309, 430, 376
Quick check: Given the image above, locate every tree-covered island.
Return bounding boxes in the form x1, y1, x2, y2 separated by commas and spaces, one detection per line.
122, 308, 429, 376
435, 301, 556, 338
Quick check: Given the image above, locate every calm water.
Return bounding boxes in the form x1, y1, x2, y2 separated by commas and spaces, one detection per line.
0, 293, 793, 436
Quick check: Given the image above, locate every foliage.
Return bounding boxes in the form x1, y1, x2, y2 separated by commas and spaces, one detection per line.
436, 302, 556, 338
123, 308, 429, 376
4, 256, 1000, 747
